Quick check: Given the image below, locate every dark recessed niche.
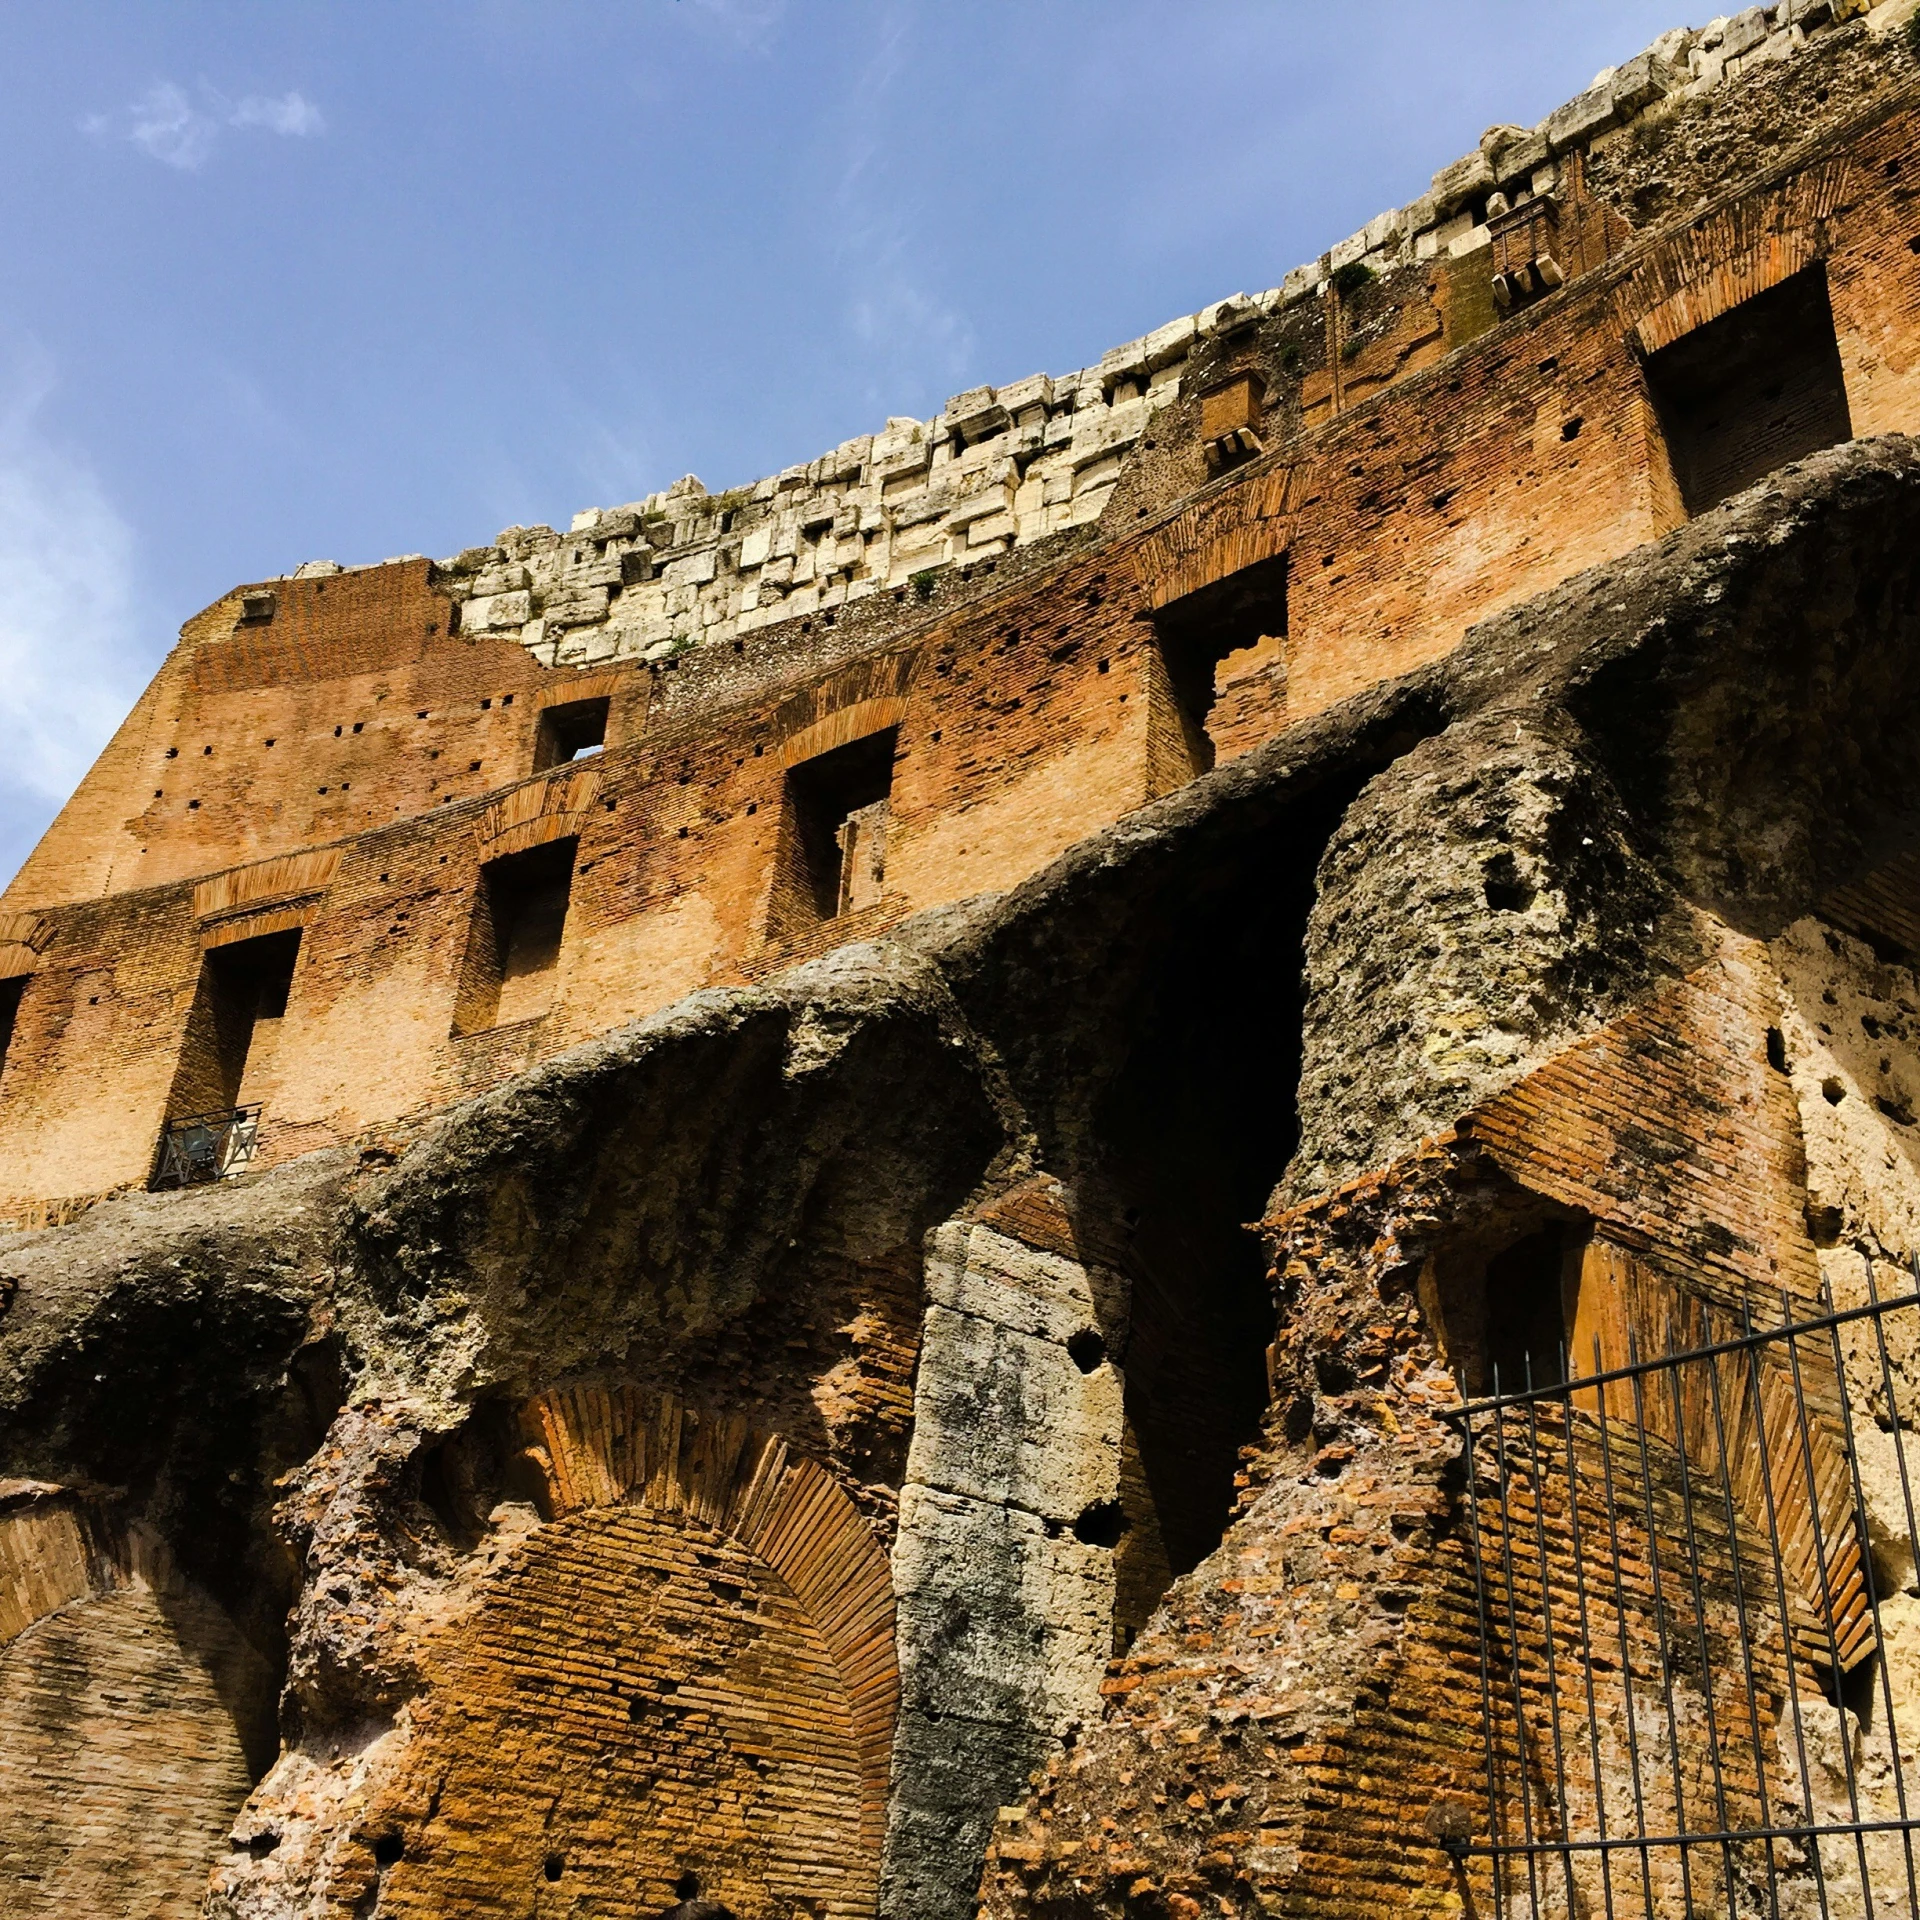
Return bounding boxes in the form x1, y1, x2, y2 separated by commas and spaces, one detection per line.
1073, 1501, 1127, 1549
777, 728, 896, 924
1643, 265, 1852, 516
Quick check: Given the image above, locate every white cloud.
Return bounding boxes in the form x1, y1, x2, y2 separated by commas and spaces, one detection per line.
126, 81, 219, 171
84, 80, 325, 171
230, 91, 326, 138
0, 345, 148, 886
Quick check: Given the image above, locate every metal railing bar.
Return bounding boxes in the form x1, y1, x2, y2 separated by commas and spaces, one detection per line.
1461, 1417, 1510, 1920
1858, 1251, 1920, 1912
1740, 1295, 1836, 1920
1520, 1360, 1582, 1920
1702, 1328, 1787, 1920
1559, 1355, 1623, 1920
1457, 1274, 1920, 1915
1443, 1291, 1920, 1419
1776, 1288, 1878, 1914
1592, 1344, 1662, 1920
1490, 1370, 1548, 1918
1463, 1811, 1920, 1857
1830, 1257, 1920, 1916
1625, 1320, 1702, 1919
1656, 1308, 1743, 1920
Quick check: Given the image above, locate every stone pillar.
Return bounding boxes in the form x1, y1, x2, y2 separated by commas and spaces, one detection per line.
881, 1220, 1125, 1920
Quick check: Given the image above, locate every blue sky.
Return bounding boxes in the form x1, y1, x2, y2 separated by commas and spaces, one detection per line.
0, 0, 1690, 885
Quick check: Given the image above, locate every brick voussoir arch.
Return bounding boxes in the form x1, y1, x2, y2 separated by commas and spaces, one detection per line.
518, 1383, 900, 1847
1613, 157, 1857, 355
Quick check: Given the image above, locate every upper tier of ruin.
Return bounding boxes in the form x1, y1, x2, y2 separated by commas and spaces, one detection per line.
287, 0, 1904, 674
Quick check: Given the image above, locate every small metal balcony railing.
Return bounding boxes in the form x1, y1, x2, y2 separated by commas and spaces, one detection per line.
151, 1104, 263, 1189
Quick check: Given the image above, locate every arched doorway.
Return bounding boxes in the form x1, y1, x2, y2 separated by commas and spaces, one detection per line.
0, 1490, 275, 1918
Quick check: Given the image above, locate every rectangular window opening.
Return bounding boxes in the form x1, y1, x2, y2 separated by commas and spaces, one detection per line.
1150, 551, 1289, 778
1480, 1223, 1581, 1396
534, 697, 610, 772
0, 974, 25, 1079
167, 929, 301, 1122
453, 837, 577, 1035
777, 728, 896, 927
1641, 263, 1853, 517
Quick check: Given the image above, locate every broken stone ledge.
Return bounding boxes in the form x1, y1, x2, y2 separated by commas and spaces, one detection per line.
266, 2, 1912, 684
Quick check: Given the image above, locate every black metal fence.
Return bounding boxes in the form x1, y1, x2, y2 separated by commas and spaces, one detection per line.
1447, 1262, 1920, 1920
151, 1103, 263, 1189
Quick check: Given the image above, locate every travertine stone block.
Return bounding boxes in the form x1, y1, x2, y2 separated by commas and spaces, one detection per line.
1430, 149, 1495, 216
1546, 82, 1621, 153
462, 589, 531, 632
885, 1220, 1126, 1920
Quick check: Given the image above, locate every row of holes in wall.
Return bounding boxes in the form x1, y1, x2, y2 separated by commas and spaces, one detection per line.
149, 699, 611, 810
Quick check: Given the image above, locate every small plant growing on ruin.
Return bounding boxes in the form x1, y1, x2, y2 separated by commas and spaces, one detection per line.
910, 570, 939, 602
1331, 261, 1375, 298
1279, 343, 1303, 375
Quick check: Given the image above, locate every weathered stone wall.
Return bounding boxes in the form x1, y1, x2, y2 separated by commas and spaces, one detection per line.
1, 437, 1916, 1919
883, 1218, 1125, 1919
8, 14, 1920, 1920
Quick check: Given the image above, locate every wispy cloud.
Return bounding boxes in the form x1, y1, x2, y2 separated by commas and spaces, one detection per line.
124, 82, 217, 169
831, 11, 976, 405
0, 343, 148, 887
230, 90, 326, 138
83, 80, 325, 172
683, 0, 788, 55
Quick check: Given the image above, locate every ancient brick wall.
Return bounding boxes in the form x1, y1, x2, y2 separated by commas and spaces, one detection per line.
334, 1392, 897, 1920
0, 1492, 274, 1919
6, 30, 1920, 1220
8, 17, 1920, 1920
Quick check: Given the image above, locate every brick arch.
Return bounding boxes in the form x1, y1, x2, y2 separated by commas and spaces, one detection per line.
473, 760, 603, 859
768, 647, 919, 762
1613, 158, 1856, 356
0, 1490, 276, 1919
1126, 462, 1293, 611
366, 1389, 898, 1920
517, 1385, 900, 1835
